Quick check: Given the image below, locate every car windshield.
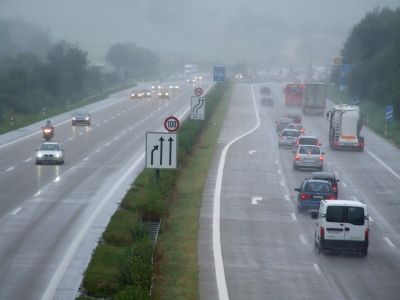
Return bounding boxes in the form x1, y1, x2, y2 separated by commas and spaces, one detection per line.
282, 130, 299, 137
299, 146, 320, 155
299, 138, 317, 145
305, 182, 331, 193
40, 144, 60, 151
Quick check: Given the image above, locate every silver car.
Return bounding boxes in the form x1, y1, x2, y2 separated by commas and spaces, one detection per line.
279, 129, 300, 147
293, 145, 324, 170
35, 142, 65, 165
72, 110, 91, 126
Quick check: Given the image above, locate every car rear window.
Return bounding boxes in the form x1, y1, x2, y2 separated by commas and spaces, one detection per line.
299, 146, 320, 154
326, 206, 364, 225
346, 207, 365, 225
282, 130, 299, 137
305, 182, 332, 193
299, 138, 317, 145
326, 206, 344, 222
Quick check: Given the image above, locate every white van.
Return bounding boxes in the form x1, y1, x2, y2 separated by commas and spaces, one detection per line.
311, 200, 369, 256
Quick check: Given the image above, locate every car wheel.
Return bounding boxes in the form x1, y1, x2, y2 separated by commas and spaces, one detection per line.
361, 248, 368, 257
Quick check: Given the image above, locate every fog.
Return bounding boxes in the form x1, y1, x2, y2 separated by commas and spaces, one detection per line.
0, 0, 399, 67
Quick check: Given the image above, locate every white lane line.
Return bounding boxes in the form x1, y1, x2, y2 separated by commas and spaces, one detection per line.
291, 213, 297, 221
275, 160, 279, 165
284, 194, 290, 202
6, 166, 15, 172
95, 148, 101, 153
280, 180, 285, 187
87, 127, 93, 132
53, 176, 60, 182
105, 142, 110, 146
78, 132, 84, 136
384, 237, 396, 248
342, 182, 348, 188
313, 263, 322, 276
68, 137, 74, 141
366, 148, 400, 181
212, 84, 260, 300
11, 207, 22, 215
277, 169, 282, 175
83, 157, 89, 161
300, 234, 307, 245
25, 157, 33, 162
34, 190, 41, 197
41, 152, 146, 300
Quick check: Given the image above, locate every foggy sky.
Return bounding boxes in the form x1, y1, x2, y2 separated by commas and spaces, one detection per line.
0, 0, 399, 67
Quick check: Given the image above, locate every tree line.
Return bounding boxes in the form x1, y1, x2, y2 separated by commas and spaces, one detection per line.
335, 7, 400, 119
0, 19, 160, 123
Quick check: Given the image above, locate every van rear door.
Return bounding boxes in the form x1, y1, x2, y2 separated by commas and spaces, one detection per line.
325, 206, 345, 241
344, 206, 366, 241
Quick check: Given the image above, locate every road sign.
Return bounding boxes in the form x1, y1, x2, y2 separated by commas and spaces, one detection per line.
191, 96, 206, 120
332, 56, 341, 65
339, 64, 352, 90
385, 105, 393, 122
213, 66, 225, 82
164, 116, 180, 132
146, 132, 177, 169
194, 87, 203, 96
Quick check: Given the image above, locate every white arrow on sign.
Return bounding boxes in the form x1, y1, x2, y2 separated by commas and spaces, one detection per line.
248, 150, 257, 155
251, 196, 263, 205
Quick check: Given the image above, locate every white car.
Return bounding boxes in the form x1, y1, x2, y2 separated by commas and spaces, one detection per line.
293, 145, 324, 170
312, 200, 369, 256
279, 129, 300, 148
35, 142, 65, 165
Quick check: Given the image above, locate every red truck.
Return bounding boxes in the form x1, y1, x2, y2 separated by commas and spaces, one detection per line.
284, 83, 303, 106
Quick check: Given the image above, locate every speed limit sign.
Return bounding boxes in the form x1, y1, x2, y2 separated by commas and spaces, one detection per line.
164, 116, 180, 132
194, 87, 203, 96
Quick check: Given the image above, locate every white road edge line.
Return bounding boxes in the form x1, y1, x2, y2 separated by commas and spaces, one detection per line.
5, 166, 14, 172
41, 153, 146, 300
212, 84, 260, 300
342, 182, 348, 188
25, 157, 33, 162
384, 237, 396, 248
11, 207, 22, 215
366, 148, 400, 181
313, 263, 322, 276
300, 234, 307, 245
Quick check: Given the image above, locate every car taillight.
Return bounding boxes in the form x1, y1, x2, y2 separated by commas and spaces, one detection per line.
332, 184, 337, 192
327, 194, 336, 200
320, 227, 325, 239
295, 155, 300, 161
365, 228, 369, 242
319, 155, 324, 161
300, 193, 310, 200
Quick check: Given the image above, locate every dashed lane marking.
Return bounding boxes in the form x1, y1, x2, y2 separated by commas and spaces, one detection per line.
384, 237, 396, 248
25, 157, 33, 162
313, 263, 322, 276
11, 207, 22, 215
300, 234, 307, 245
291, 213, 297, 221
6, 166, 14, 172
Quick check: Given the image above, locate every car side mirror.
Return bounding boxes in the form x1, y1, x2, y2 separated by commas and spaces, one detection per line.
294, 188, 300, 192
311, 211, 318, 219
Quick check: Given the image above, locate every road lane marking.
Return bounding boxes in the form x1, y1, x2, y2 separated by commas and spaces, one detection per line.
313, 263, 322, 276
53, 176, 60, 182
6, 166, 14, 172
384, 237, 395, 248
83, 157, 89, 161
78, 132, 84, 136
11, 207, 22, 215
41, 152, 146, 300
300, 234, 307, 245
342, 182, 348, 188
105, 142, 110, 146
291, 213, 297, 221
284, 194, 290, 202
251, 196, 263, 205
212, 84, 260, 300
34, 191, 41, 197
280, 180, 285, 187
366, 148, 400, 181
277, 169, 282, 175
248, 150, 256, 155
25, 157, 33, 162
68, 137, 74, 141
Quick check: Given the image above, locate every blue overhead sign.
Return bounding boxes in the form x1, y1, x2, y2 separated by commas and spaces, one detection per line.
339, 64, 352, 88
385, 105, 393, 122
213, 66, 225, 82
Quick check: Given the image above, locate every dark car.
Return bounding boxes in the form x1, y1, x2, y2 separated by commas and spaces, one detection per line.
286, 113, 302, 124
275, 117, 291, 134
141, 89, 152, 98
260, 86, 271, 95
309, 172, 340, 197
295, 179, 337, 213
72, 110, 91, 126
261, 97, 274, 106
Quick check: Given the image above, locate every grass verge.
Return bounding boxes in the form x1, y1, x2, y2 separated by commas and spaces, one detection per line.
79, 82, 233, 299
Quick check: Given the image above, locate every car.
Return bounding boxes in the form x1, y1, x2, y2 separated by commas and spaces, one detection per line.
141, 89, 152, 98
294, 179, 336, 212
260, 86, 271, 94
286, 113, 302, 124
288, 123, 305, 134
295, 135, 321, 148
293, 145, 325, 170
312, 200, 369, 256
130, 90, 143, 99
158, 89, 170, 98
279, 129, 301, 148
72, 110, 91, 126
151, 84, 162, 91
260, 97, 274, 106
35, 142, 65, 165
169, 83, 179, 90
275, 117, 292, 134
309, 172, 339, 198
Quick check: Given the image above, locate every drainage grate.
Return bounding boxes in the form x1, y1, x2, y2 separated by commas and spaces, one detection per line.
142, 219, 161, 244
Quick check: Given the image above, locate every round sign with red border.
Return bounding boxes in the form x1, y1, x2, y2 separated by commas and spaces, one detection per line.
164, 116, 180, 132
194, 87, 203, 96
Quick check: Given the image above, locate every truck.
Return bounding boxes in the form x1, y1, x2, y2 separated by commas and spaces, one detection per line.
327, 104, 364, 151
302, 82, 327, 115
284, 83, 303, 106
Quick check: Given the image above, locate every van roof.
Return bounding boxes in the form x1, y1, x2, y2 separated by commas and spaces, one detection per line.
321, 199, 366, 208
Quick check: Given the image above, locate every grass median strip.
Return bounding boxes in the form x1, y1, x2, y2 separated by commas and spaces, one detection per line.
78, 82, 232, 299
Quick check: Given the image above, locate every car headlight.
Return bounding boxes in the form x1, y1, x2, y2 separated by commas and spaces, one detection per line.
36, 153, 43, 158
166, 93, 169, 96
85, 117, 89, 120
72, 117, 76, 120
55, 153, 61, 158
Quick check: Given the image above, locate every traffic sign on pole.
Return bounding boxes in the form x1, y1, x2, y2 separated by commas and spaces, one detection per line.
385, 105, 393, 123
213, 66, 225, 82
146, 132, 177, 169
164, 116, 180, 132
194, 87, 203, 96
339, 64, 352, 90
191, 96, 206, 120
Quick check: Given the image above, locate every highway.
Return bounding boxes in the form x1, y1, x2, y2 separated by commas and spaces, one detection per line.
199, 82, 400, 300
0, 81, 210, 300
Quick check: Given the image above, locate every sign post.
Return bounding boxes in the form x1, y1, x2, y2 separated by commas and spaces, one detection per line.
164, 116, 180, 132
339, 64, 352, 91
191, 96, 206, 120
194, 87, 203, 97
385, 105, 394, 137
213, 66, 225, 82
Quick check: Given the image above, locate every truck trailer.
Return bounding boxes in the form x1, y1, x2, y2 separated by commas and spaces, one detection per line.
302, 82, 327, 115
327, 104, 364, 151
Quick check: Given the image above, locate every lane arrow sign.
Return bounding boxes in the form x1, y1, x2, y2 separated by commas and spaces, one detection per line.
168, 137, 174, 165
248, 150, 257, 155
159, 137, 164, 165
251, 196, 263, 205
151, 145, 159, 165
